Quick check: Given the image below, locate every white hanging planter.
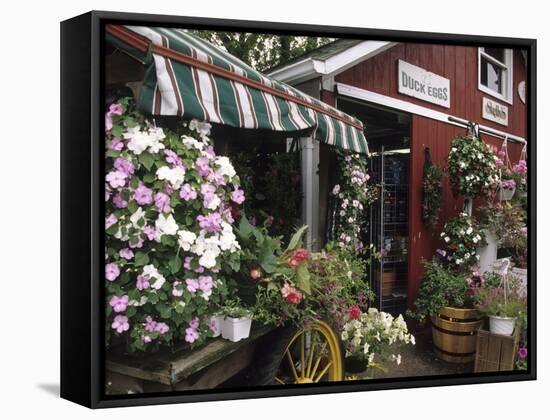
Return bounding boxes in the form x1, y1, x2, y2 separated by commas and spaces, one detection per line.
477, 230, 498, 273
489, 315, 516, 336
209, 315, 224, 338
497, 185, 516, 201
221, 317, 252, 342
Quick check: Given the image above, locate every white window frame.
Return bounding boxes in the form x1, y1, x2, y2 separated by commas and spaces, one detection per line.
478, 47, 513, 104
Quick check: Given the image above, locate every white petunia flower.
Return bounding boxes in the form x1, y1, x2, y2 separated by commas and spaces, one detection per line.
142, 264, 166, 290
214, 156, 236, 179
155, 214, 179, 237
156, 166, 186, 189
177, 230, 197, 251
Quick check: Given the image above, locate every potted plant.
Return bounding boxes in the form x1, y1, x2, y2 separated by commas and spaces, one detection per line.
208, 312, 224, 338
409, 259, 483, 363
340, 308, 414, 375
497, 171, 517, 201
477, 202, 527, 270
473, 274, 526, 336
219, 302, 254, 342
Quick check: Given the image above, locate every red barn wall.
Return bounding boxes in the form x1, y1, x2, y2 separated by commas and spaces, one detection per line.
333, 43, 528, 306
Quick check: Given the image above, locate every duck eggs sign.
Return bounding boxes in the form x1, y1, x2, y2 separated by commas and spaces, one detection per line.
398, 60, 450, 108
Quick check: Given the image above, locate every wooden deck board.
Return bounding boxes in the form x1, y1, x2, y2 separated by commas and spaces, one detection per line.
106, 325, 273, 385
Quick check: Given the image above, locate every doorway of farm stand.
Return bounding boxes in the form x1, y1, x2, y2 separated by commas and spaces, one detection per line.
338, 98, 412, 315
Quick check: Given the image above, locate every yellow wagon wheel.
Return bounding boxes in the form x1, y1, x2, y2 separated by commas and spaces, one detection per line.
274, 320, 343, 384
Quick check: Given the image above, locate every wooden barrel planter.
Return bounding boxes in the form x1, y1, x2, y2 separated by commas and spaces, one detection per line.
431, 307, 483, 363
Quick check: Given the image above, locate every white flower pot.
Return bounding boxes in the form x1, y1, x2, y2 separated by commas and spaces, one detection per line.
489, 315, 516, 336
221, 317, 252, 342
209, 315, 223, 338
477, 230, 498, 274
497, 185, 516, 201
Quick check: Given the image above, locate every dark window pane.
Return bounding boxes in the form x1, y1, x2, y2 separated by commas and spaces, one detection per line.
483, 47, 505, 63
480, 57, 503, 94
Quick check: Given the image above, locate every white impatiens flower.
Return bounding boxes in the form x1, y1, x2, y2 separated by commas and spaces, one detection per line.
130, 207, 146, 228
124, 126, 166, 155
444, 236, 450, 243
155, 213, 179, 237
177, 230, 197, 251
156, 166, 186, 189
363, 342, 370, 354
466, 227, 473, 235
189, 119, 212, 137
142, 264, 166, 290
181, 135, 206, 151
214, 156, 237, 179
219, 222, 240, 252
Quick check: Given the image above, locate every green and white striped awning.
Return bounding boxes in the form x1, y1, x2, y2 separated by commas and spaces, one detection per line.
106, 25, 369, 154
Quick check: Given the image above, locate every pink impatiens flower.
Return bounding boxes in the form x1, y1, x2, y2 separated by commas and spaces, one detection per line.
109, 295, 129, 313
154, 192, 171, 213
155, 322, 170, 335
195, 156, 211, 177
185, 327, 200, 343
198, 275, 214, 293
143, 225, 158, 241
136, 275, 150, 291
119, 248, 134, 260
189, 318, 200, 330
186, 278, 199, 293
112, 315, 129, 333
113, 158, 134, 176
105, 263, 120, 282
105, 213, 117, 229
231, 188, 245, 204
197, 212, 222, 233
108, 137, 124, 151
134, 183, 153, 205
164, 149, 183, 167
112, 193, 128, 209
172, 281, 184, 297
179, 184, 197, 201
106, 170, 127, 189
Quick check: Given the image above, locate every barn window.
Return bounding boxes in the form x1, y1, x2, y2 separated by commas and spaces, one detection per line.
478, 47, 513, 104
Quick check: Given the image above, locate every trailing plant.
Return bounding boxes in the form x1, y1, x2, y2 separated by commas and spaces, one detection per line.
329, 150, 378, 250
477, 202, 527, 267
408, 258, 475, 323
422, 151, 443, 227
438, 212, 484, 268
104, 99, 243, 352
447, 135, 499, 199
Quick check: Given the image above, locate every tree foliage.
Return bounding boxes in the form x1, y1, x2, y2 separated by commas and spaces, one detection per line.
189, 30, 334, 72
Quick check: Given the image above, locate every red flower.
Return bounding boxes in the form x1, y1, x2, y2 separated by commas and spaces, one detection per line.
347, 305, 362, 320
285, 290, 303, 305
288, 248, 309, 268
281, 283, 303, 305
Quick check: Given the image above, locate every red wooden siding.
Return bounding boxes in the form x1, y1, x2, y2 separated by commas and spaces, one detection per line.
332, 43, 528, 307
335, 45, 528, 138
407, 117, 524, 305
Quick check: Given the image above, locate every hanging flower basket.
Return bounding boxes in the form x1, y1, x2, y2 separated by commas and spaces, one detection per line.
497, 183, 516, 201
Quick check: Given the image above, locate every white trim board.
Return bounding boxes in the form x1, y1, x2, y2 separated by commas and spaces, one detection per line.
336, 82, 526, 144
267, 41, 396, 85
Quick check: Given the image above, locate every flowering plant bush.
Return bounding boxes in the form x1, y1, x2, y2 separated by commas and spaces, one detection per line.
438, 212, 484, 268
329, 151, 377, 250
340, 308, 414, 370
422, 161, 443, 227
473, 283, 526, 318
478, 202, 527, 267
447, 135, 499, 198
409, 258, 476, 323
104, 99, 244, 351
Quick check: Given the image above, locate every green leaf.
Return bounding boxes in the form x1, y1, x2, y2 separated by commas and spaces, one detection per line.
295, 262, 311, 294
237, 215, 254, 239
168, 255, 182, 274
259, 239, 277, 274
127, 200, 138, 214
139, 152, 155, 171
111, 125, 123, 138
286, 225, 308, 252
143, 173, 155, 183
134, 251, 149, 266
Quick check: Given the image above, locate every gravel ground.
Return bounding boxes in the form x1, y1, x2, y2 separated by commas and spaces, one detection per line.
364, 326, 474, 379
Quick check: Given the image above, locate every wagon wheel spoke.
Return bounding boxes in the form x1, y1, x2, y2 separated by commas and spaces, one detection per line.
274, 376, 285, 385
309, 341, 328, 380
314, 360, 333, 383
285, 349, 300, 382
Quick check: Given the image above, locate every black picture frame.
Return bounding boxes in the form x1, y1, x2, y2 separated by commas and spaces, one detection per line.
60, 10, 537, 409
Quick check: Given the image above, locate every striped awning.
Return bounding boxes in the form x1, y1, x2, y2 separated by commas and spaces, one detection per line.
106, 25, 369, 154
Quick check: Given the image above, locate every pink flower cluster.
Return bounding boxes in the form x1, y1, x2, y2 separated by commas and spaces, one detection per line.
185, 318, 200, 343
281, 283, 303, 305
197, 212, 222, 232
513, 159, 527, 175
185, 276, 214, 296
105, 103, 123, 132
109, 295, 129, 313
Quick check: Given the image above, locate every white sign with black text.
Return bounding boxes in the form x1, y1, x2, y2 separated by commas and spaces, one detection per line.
397, 60, 450, 108
482, 97, 508, 126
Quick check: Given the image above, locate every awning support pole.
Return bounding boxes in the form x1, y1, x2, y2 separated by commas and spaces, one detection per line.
300, 137, 320, 251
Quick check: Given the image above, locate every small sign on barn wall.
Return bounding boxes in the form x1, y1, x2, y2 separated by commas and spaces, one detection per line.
397, 60, 450, 108
482, 97, 508, 126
